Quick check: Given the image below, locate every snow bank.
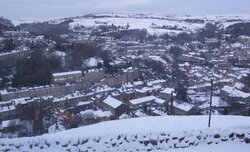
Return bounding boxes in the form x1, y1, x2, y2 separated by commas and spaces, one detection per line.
155, 142, 250, 152
0, 116, 250, 151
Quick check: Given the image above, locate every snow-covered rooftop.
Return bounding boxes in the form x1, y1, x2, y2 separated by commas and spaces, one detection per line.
1, 119, 21, 128
103, 96, 123, 108
160, 87, 175, 95
136, 85, 162, 93
129, 96, 165, 105
80, 109, 112, 118
173, 100, 196, 112
221, 86, 250, 98
198, 96, 229, 109
52, 70, 82, 77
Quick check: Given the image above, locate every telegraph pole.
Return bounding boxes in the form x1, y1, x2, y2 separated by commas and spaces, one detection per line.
170, 91, 174, 115
208, 80, 213, 127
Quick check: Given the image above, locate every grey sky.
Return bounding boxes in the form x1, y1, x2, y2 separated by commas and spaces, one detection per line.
1, 0, 250, 20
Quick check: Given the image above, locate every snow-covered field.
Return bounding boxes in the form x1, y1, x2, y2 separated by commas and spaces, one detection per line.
70, 16, 204, 35
69, 13, 250, 35
13, 13, 250, 36
1, 115, 250, 151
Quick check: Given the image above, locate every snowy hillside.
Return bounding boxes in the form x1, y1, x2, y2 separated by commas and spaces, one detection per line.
70, 15, 202, 35
13, 13, 250, 35
69, 13, 250, 35
1, 116, 250, 151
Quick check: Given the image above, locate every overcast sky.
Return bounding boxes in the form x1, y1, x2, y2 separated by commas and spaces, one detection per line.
1, 0, 250, 20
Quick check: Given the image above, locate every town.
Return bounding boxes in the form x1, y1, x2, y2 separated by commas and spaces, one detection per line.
0, 13, 250, 138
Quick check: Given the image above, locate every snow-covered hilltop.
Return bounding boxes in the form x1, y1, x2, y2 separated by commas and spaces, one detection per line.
13, 13, 250, 35
70, 13, 250, 35
73, 13, 247, 33
1, 116, 250, 151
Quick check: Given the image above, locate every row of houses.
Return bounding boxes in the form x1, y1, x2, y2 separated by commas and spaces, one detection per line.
84, 69, 105, 83
98, 94, 198, 117
0, 66, 140, 103
0, 92, 94, 121
51, 67, 138, 87
51, 69, 106, 85
220, 85, 250, 106
0, 81, 90, 102
51, 71, 83, 84
0, 83, 200, 122
94, 84, 198, 117
3, 70, 246, 122
0, 50, 32, 68
101, 68, 139, 87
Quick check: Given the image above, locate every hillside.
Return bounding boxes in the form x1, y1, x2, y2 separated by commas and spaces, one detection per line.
15, 13, 250, 36
1, 115, 250, 151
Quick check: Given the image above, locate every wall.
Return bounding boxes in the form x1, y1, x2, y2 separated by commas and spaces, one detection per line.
0, 126, 249, 151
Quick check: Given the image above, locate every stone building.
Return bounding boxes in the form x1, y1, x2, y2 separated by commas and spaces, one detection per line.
220, 85, 250, 106
169, 100, 197, 115
160, 87, 176, 102
112, 89, 139, 103
51, 71, 83, 84
0, 81, 90, 102
52, 93, 92, 109
101, 68, 139, 87
0, 50, 32, 68
0, 104, 16, 121
129, 96, 166, 110
102, 96, 129, 117
84, 69, 105, 83
0, 92, 94, 121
